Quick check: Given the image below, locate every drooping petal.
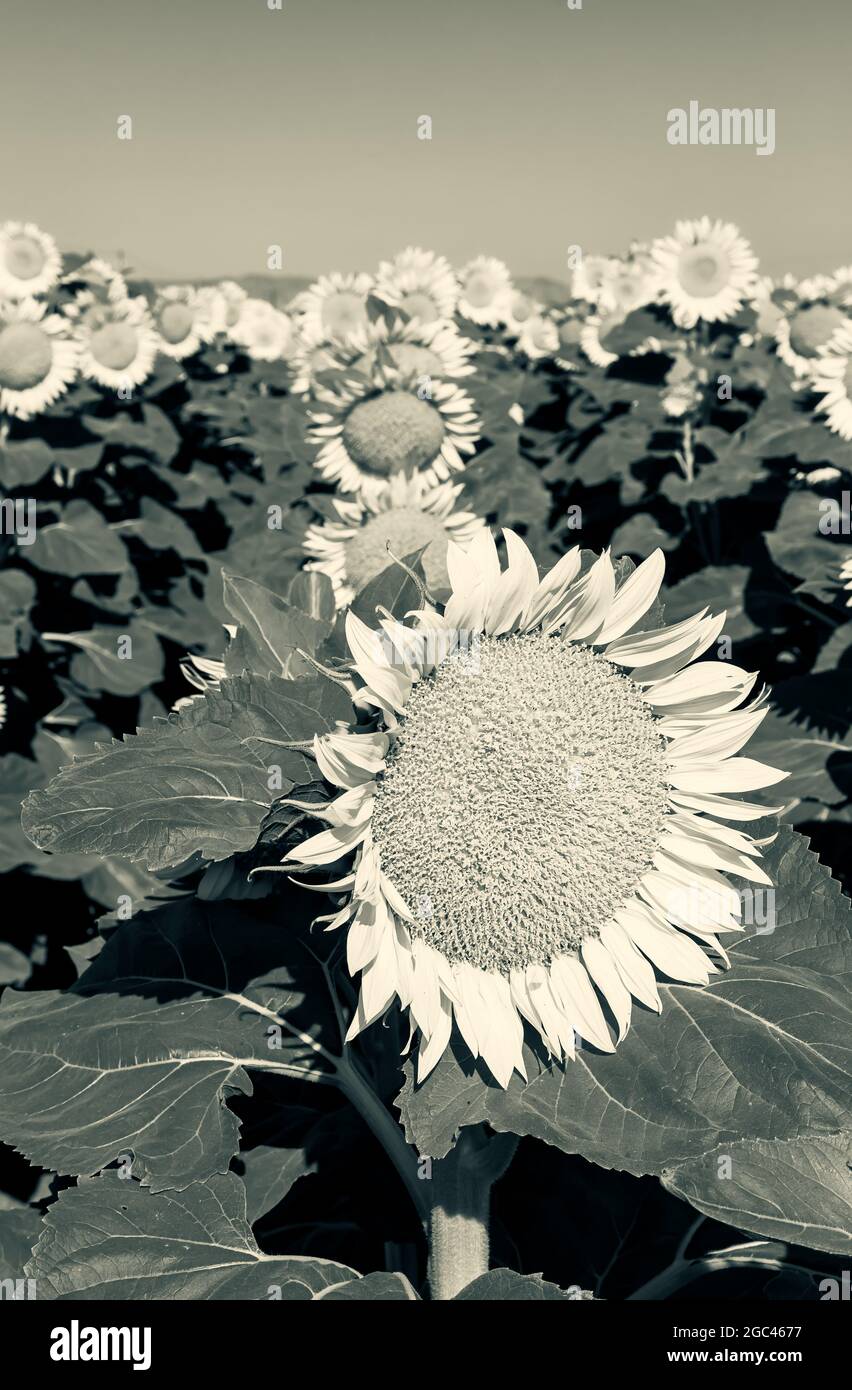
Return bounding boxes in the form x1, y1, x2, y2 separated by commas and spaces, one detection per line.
548, 955, 616, 1052
345, 609, 411, 713
598, 921, 662, 1012
581, 938, 633, 1040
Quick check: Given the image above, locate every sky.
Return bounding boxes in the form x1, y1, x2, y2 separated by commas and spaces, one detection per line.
2, 0, 850, 281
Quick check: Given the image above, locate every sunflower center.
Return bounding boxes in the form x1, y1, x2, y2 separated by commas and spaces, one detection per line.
322, 292, 366, 336
371, 633, 670, 974
400, 292, 439, 323
465, 272, 496, 308
342, 390, 446, 476
158, 303, 194, 344
677, 245, 730, 298
788, 305, 846, 356
0, 323, 53, 389
343, 506, 449, 592
509, 292, 533, 323
844, 361, 852, 397
90, 321, 139, 370
4, 235, 45, 281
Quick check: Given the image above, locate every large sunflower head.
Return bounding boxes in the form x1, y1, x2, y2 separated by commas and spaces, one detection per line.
296, 271, 373, 344
652, 218, 758, 328
517, 313, 559, 361
0, 298, 78, 419
374, 247, 458, 324
776, 298, 852, 376
308, 354, 480, 493
230, 297, 294, 361
457, 256, 513, 327
152, 285, 215, 359
72, 294, 158, 391
0, 221, 62, 299
303, 474, 486, 606
287, 535, 787, 1086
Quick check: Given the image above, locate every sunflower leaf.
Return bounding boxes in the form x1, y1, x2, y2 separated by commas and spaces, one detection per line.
662, 1131, 852, 1256
0, 897, 338, 1191
26, 1173, 360, 1299
20, 673, 349, 870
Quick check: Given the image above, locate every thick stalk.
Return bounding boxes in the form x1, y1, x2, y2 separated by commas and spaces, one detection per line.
428, 1128, 518, 1300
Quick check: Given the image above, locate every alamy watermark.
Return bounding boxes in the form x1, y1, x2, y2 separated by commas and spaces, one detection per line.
667, 102, 775, 157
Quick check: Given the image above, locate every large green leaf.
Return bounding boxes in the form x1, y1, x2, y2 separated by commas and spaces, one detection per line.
766, 490, 852, 601
397, 829, 852, 1174
662, 1132, 852, 1256
222, 573, 333, 679
21, 673, 349, 870
0, 898, 337, 1190
27, 1174, 360, 1300
42, 622, 165, 697
22, 720, 271, 870
28, 500, 129, 576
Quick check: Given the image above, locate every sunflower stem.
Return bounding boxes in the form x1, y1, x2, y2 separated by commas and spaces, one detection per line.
428, 1128, 518, 1300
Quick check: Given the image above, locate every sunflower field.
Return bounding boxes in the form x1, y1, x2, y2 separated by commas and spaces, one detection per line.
0, 219, 850, 1304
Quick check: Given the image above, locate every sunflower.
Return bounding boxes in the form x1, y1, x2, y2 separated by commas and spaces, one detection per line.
61, 255, 129, 306
749, 275, 797, 337
349, 314, 476, 382
652, 218, 758, 328
809, 349, 852, 440
571, 255, 618, 306
499, 290, 537, 336
285, 536, 786, 1087
0, 221, 62, 299
517, 313, 559, 361
600, 256, 660, 316
0, 299, 78, 419
303, 475, 486, 606
457, 256, 513, 326
151, 285, 215, 359
308, 354, 480, 493
289, 324, 358, 399
374, 248, 458, 324
580, 311, 622, 368
297, 271, 373, 343
775, 299, 852, 376
230, 297, 294, 361
840, 556, 852, 606
72, 294, 158, 391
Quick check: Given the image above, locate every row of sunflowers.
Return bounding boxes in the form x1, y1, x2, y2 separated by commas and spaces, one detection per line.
2, 216, 852, 436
